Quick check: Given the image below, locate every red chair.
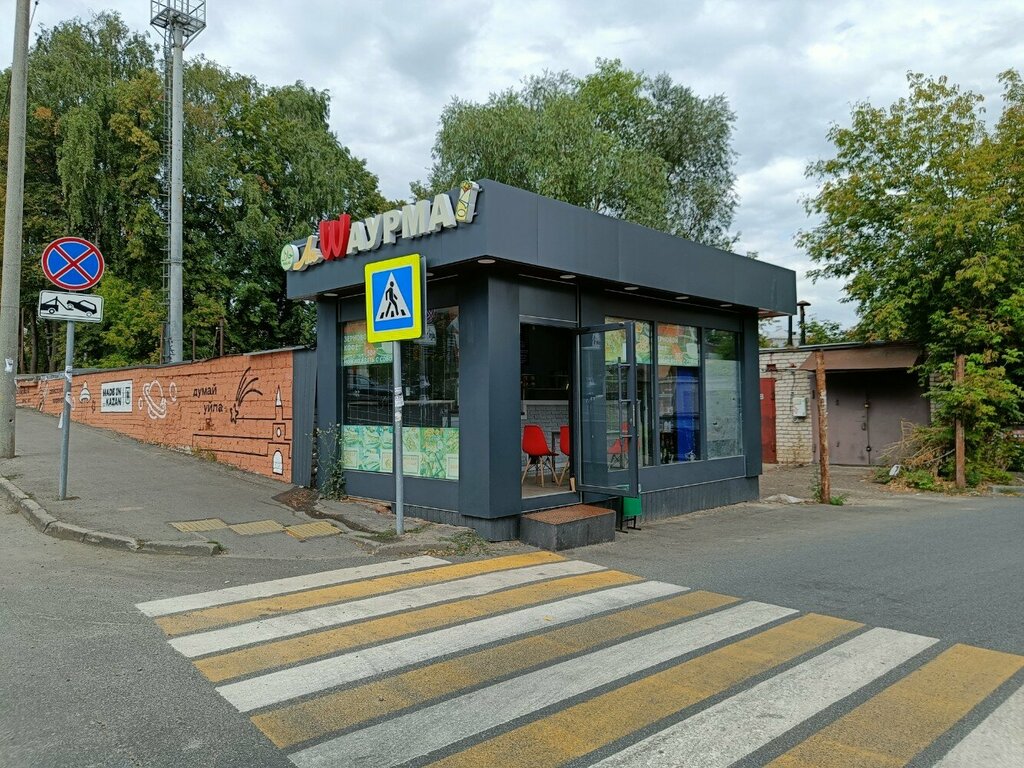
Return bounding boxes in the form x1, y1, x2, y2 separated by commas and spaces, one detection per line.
522, 424, 558, 487
557, 425, 572, 486
609, 421, 631, 468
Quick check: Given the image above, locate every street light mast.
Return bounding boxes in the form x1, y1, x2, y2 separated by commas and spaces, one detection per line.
150, 2, 206, 363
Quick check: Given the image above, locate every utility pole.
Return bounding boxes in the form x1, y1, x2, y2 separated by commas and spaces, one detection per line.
168, 23, 184, 362
0, 0, 31, 458
151, 1, 206, 364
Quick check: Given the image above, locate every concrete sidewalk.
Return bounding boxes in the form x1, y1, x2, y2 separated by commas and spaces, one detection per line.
0, 409, 488, 558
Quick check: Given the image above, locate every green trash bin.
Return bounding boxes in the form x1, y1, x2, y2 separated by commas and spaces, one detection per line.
621, 494, 642, 530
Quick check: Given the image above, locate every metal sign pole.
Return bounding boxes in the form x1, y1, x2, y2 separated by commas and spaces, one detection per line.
392, 340, 404, 535
58, 320, 75, 500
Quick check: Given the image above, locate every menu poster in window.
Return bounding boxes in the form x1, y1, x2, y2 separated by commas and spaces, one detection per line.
605, 319, 653, 365
343, 321, 393, 365
658, 325, 699, 367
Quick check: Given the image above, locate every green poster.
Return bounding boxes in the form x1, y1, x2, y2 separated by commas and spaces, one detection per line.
341, 424, 459, 480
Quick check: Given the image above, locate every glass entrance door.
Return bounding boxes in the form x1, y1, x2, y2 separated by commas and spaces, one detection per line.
575, 322, 639, 497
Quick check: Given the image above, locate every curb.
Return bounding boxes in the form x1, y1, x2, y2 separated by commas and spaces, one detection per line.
990, 486, 1023, 497
0, 476, 219, 556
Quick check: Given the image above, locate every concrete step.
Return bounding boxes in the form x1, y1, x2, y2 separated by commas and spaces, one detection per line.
519, 505, 615, 551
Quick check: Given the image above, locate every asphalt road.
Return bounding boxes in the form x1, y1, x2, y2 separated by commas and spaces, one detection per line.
0, 500, 373, 768
1, 491, 1021, 767
569, 492, 1024, 654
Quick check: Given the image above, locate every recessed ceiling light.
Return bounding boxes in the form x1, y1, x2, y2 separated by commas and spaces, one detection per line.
675, 295, 689, 300
559, 274, 576, 280
624, 286, 639, 291
720, 303, 733, 307
425, 272, 434, 277
323, 292, 338, 297
477, 258, 496, 265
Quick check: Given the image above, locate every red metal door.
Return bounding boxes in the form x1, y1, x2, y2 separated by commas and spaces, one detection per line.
760, 378, 777, 463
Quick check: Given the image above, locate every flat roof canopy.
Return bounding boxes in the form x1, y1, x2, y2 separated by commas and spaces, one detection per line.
286, 180, 797, 316
798, 345, 922, 372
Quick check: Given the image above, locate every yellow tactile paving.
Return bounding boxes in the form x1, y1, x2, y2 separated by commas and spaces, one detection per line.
169, 518, 227, 532
284, 520, 340, 540
155, 550, 564, 636
251, 589, 739, 748
767, 643, 1024, 768
424, 613, 862, 768
199, 568, 643, 683
228, 520, 285, 536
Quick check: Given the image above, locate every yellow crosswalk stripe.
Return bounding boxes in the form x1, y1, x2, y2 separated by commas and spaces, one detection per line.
424, 613, 861, 768
155, 551, 564, 636
767, 643, 1024, 768
252, 590, 738, 748
196, 568, 641, 682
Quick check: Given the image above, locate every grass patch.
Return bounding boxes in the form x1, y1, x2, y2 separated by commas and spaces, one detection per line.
428, 530, 493, 557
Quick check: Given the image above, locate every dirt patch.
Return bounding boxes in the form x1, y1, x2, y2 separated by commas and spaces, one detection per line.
272, 486, 319, 514
759, 463, 918, 503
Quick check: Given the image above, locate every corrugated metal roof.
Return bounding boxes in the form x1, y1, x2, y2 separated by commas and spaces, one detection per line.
798, 345, 921, 371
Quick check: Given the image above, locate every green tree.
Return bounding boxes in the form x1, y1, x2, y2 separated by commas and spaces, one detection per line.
1, 13, 162, 370
2, 12, 388, 369
181, 60, 389, 356
414, 59, 737, 247
800, 71, 1024, 477
804, 317, 848, 345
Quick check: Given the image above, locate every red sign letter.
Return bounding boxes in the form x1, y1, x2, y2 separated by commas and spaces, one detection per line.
319, 214, 351, 260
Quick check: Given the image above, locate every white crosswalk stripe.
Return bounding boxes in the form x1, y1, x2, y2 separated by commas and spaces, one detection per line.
591, 627, 938, 768
137, 555, 1024, 768
171, 558, 603, 657
136, 556, 448, 617
218, 579, 687, 712
289, 601, 793, 768
934, 683, 1024, 767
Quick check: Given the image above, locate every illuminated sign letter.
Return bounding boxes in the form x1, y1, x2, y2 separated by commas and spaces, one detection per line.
402, 199, 431, 239
318, 214, 351, 260
293, 236, 323, 271
428, 193, 457, 232
350, 219, 370, 252
381, 210, 403, 245
364, 214, 384, 251
455, 180, 480, 223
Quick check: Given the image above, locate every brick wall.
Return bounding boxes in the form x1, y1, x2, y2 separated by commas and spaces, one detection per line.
16, 350, 296, 480
759, 348, 815, 464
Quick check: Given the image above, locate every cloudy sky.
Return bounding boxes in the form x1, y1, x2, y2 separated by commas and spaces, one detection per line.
4, 1, 1024, 328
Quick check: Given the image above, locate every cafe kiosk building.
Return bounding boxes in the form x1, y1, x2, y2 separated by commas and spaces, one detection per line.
285, 180, 797, 541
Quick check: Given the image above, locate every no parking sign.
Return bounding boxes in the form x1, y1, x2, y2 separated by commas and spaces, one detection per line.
41, 237, 105, 291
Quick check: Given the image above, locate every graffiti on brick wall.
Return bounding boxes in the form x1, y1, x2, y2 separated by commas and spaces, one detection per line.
230, 367, 263, 424
15, 351, 295, 480
139, 380, 178, 419
192, 366, 290, 476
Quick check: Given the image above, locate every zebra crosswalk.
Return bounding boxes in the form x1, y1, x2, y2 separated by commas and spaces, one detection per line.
136, 552, 1024, 767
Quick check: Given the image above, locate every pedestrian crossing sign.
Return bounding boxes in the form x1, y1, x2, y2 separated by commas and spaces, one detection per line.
364, 253, 424, 342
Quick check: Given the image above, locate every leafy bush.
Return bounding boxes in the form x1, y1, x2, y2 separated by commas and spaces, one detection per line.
903, 469, 939, 491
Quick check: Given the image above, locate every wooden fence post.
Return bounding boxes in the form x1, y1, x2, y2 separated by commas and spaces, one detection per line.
955, 353, 966, 489
815, 349, 831, 502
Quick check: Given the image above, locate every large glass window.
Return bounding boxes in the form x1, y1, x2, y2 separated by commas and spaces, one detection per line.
606, 318, 655, 466
704, 329, 742, 458
657, 323, 701, 462
340, 308, 460, 479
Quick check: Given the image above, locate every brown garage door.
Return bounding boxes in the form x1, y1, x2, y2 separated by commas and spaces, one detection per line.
819, 371, 930, 466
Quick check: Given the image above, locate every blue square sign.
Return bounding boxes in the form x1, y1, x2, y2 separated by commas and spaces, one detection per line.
364, 254, 424, 342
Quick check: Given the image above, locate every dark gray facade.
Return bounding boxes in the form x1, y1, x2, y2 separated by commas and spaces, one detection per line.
288, 180, 797, 540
